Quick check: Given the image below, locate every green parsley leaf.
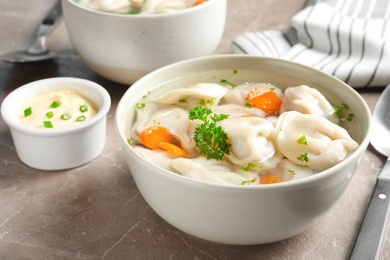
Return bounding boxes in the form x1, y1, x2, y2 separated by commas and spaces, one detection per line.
178, 99, 187, 103
241, 177, 258, 185
220, 79, 237, 88
241, 162, 262, 171
127, 138, 140, 146
341, 113, 354, 122
297, 134, 308, 145
333, 103, 349, 115
24, 107, 32, 117
297, 152, 309, 163
136, 103, 146, 109
189, 106, 230, 160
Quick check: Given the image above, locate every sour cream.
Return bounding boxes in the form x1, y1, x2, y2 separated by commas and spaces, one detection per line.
19, 89, 97, 129
76, 0, 200, 15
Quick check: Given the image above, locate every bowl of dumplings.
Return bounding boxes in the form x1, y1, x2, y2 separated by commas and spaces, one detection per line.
115, 54, 372, 245
61, 0, 226, 85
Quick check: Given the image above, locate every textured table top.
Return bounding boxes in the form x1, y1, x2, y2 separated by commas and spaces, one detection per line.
0, 0, 389, 259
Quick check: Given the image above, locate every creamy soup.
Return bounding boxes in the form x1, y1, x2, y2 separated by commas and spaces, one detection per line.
20, 89, 97, 129
75, 0, 206, 14
128, 81, 358, 186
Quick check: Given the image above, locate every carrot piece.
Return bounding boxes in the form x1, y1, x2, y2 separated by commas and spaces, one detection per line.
247, 88, 282, 115
159, 142, 187, 157
140, 126, 174, 149
195, 0, 207, 5
260, 175, 282, 184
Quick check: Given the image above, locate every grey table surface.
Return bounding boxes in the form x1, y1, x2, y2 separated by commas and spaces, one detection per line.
0, 0, 389, 259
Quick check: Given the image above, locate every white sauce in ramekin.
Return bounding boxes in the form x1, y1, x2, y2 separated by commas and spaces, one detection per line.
76, 0, 201, 14
19, 89, 97, 129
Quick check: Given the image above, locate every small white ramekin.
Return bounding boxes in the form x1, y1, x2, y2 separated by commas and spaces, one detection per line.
1, 77, 111, 170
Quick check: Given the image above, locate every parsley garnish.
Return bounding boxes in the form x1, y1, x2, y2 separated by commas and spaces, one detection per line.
297, 152, 309, 163
297, 134, 308, 145
341, 113, 354, 122
136, 103, 145, 109
241, 163, 262, 171
241, 177, 258, 185
189, 106, 230, 160
220, 79, 237, 88
333, 103, 349, 115
127, 138, 140, 146
199, 98, 215, 106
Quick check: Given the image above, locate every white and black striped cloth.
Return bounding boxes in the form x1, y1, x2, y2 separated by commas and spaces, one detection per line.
232, 0, 390, 88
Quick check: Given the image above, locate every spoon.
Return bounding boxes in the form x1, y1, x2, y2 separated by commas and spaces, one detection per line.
0, 0, 62, 63
350, 85, 390, 259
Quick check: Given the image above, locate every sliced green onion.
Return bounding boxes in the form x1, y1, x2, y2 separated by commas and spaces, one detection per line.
24, 107, 32, 117
76, 115, 86, 122
43, 121, 53, 128
46, 111, 54, 119
50, 101, 61, 108
61, 113, 72, 120
80, 104, 88, 113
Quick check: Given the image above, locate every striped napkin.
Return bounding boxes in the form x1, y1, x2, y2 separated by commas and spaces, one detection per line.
232, 0, 390, 88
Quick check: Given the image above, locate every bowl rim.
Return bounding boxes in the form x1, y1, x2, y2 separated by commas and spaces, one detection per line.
64, 0, 224, 18
115, 54, 373, 190
1, 77, 111, 137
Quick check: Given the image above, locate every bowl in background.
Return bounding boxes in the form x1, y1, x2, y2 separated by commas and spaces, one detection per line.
114, 55, 372, 245
61, 0, 227, 85
1, 77, 111, 170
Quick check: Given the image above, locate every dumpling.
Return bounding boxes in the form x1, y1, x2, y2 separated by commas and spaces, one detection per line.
221, 82, 283, 106
218, 117, 278, 167
153, 83, 228, 109
280, 85, 339, 123
171, 157, 258, 185
274, 111, 358, 170
212, 104, 266, 118
141, 0, 198, 13
266, 158, 318, 182
131, 103, 198, 156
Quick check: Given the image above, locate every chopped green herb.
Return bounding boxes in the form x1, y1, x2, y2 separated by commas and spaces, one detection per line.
46, 111, 54, 119
233, 69, 238, 74
127, 138, 140, 146
61, 113, 72, 120
136, 103, 146, 109
189, 106, 230, 160
199, 98, 215, 106
80, 104, 88, 113
76, 115, 86, 122
24, 107, 32, 117
50, 101, 61, 108
297, 134, 308, 145
241, 177, 258, 185
341, 113, 354, 122
241, 162, 262, 171
179, 99, 187, 103
245, 101, 255, 108
43, 121, 53, 128
142, 91, 151, 99
220, 79, 237, 88
297, 152, 309, 163
333, 103, 349, 115
288, 169, 295, 175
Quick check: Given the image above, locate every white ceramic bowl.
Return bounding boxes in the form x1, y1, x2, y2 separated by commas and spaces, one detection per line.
62, 0, 227, 85
1, 77, 111, 170
115, 55, 372, 245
